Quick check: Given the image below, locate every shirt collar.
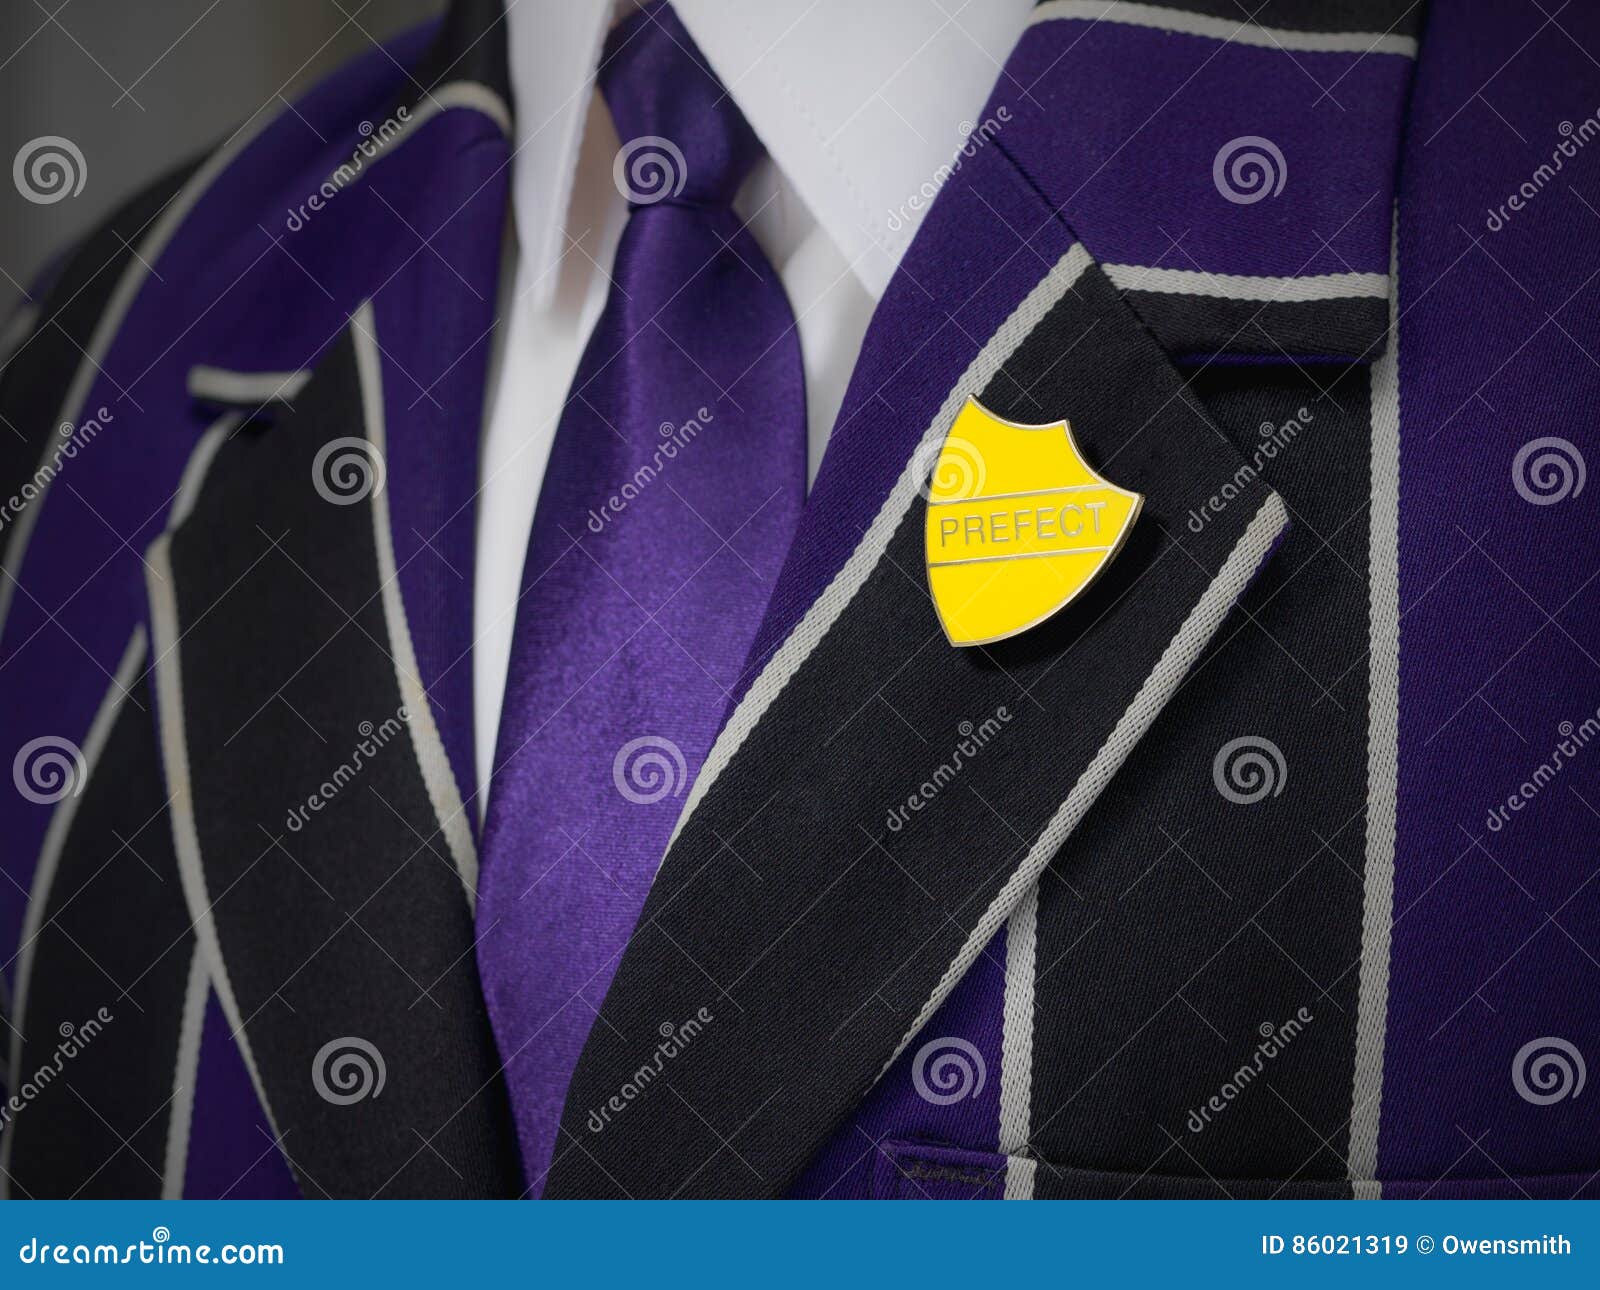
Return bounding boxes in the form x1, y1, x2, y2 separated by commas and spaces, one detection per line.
503, 0, 1034, 306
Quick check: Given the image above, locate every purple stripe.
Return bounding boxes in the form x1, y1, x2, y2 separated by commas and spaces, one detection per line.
997, 24, 1408, 277
364, 116, 511, 821
182, 994, 300, 1198
1383, 4, 1600, 1187
792, 928, 1008, 1198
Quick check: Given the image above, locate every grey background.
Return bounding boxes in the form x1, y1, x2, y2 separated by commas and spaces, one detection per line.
1, 0, 443, 316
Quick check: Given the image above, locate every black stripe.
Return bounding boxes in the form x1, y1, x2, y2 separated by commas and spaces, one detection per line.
1120, 291, 1389, 363
0, 157, 201, 543
415, 0, 510, 106
4, 670, 191, 1199
1034, 0, 1424, 38
160, 326, 519, 1199
544, 260, 1282, 1198
1031, 1161, 1353, 1198
1026, 364, 1372, 1186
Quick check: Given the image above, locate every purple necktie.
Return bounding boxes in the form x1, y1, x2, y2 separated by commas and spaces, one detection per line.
475, 1, 806, 1196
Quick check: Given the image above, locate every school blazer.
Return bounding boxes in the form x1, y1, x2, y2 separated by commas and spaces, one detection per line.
3, 0, 1597, 1200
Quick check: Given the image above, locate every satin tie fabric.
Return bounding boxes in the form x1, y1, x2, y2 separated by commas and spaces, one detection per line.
475, 0, 806, 1195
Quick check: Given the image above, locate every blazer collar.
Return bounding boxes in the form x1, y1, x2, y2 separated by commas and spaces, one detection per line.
496, 0, 1416, 359
998, 0, 1419, 365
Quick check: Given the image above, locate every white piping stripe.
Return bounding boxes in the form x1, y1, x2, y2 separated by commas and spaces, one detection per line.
171, 414, 243, 529
0, 103, 283, 648
1030, 1, 1417, 57
0, 625, 148, 1197
999, 883, 1038, 1158
1004, 1154, 1038, 1201
374, 81, 512, 154
884, 492, 1290, 1076
148, 530, 284, 1165
162, 944, 211, 1200
186, 365, 311, 407
1103, 264, 1391, 304
350, 303, 479, 904
1348, 215, 1400, 1196
667, 244, 1095, 855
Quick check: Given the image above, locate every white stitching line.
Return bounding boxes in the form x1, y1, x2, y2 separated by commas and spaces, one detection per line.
999, 883, 1038, 1159
1104, 264, 1390, 303
161, 942, 211, 1199
1029, 1, 1418, 58
1347, 208, 1401, 1192
350, 301, 480, 905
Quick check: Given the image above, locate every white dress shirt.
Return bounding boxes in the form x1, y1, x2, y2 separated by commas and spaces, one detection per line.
474, 0, 1033, 806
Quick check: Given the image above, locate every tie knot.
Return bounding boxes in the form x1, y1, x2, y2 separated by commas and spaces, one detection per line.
599, 1, 763, 206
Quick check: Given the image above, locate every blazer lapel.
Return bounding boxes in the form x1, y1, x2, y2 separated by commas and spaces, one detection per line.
144, 1, 520, 1197
545, 0, 1418, 1198
545, 115, 1289, 1202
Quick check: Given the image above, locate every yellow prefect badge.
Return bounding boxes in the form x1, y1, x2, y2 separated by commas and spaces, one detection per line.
924, 399, 1142, 647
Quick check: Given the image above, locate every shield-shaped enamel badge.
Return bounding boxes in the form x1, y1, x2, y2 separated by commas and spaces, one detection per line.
924, 398, 1143, 647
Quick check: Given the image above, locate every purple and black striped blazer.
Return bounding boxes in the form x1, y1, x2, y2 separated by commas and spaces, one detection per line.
3, 0, 1597, 1199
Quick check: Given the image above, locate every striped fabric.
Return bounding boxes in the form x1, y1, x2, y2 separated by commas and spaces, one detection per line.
0, 6, 518, 1198
1014, 0, 1417, 362
543, 130, 1293, 1196
6, 0, 1600, 1203
145, 310, 519, 1197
